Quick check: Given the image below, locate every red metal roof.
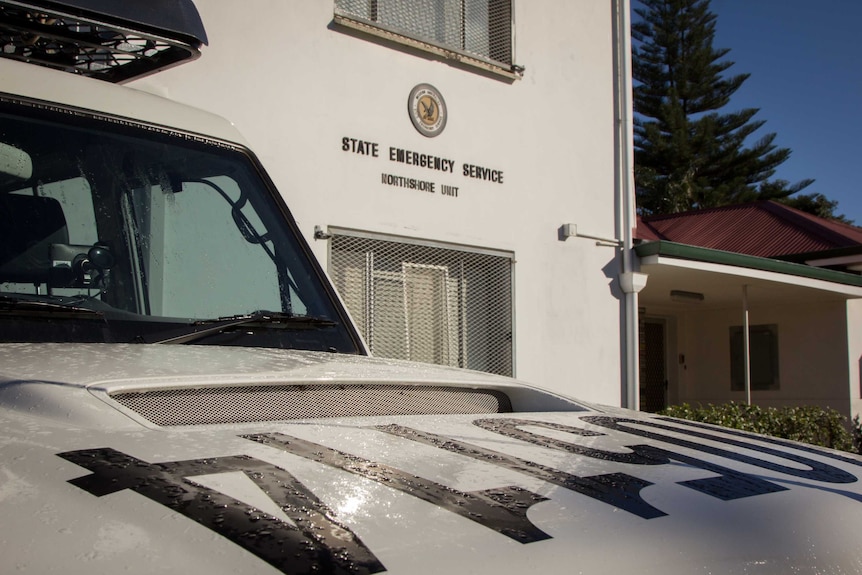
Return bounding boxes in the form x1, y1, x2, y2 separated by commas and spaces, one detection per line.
636, 201, 862, 258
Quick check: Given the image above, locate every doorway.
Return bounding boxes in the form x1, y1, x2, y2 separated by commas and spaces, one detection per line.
640, 318, 667, 412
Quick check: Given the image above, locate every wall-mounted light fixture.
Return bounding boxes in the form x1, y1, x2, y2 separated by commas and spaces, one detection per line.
561, 223, 622, 247
670, 289, 704, 303
314, 225, 332, 240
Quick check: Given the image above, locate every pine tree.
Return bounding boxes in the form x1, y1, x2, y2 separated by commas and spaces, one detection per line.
632, 0, 813, 215
780, 192, 854, 225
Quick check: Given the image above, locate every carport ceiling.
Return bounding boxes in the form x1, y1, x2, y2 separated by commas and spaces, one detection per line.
639, 257, 862, 310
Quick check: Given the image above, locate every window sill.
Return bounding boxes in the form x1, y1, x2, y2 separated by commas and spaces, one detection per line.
333, 13, 524, 81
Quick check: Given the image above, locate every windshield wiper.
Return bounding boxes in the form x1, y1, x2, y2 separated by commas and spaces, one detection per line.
138, 310, 338, 345
0, 295, 105, 319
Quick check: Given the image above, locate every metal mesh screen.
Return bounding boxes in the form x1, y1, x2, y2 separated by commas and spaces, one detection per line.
112, 384, 512, 426
330, 233, 513, 376
335, 0, 513, 67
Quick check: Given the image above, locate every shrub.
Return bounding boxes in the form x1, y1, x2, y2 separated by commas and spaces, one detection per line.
853, 415, 862, 455
659, 402, 856, 453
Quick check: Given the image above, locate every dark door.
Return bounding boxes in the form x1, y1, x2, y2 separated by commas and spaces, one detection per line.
640, 320, 667, 412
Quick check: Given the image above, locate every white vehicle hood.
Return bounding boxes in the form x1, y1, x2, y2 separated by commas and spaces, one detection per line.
1, 343, 862, 574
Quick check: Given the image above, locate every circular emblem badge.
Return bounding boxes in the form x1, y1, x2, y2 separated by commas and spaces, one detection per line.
408, 84, 447, 138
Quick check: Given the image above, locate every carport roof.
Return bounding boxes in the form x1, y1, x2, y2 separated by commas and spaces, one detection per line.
635, 241, 862, 311
635, 241, 862, 289
636, 201, 862, 258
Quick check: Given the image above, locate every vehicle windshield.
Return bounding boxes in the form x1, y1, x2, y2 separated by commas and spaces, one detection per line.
0, 99, 361, 352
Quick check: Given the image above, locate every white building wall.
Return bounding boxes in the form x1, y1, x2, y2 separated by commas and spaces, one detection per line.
134, 0, 625, 404
676, 301, 850, 414
848, 299, 862, 421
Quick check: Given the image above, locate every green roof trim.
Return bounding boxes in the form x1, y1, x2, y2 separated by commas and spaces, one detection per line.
634, 241, 862, 288
775, 244, 862, 264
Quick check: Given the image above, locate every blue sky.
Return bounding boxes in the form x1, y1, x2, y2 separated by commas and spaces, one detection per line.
634, 1, 861, 224
706, 0, 861, 224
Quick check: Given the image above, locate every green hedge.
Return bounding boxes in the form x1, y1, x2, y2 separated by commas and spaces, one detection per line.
659, 402, 858, 453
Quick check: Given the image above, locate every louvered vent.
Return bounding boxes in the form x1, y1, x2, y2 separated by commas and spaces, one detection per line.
111, 384, 513, 426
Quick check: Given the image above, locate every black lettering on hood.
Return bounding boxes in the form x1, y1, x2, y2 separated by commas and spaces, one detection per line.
57, 414, 862, 574
374, 423, 666, 519
582, 416, 858, 484
58, 449, 385, 575
243, 432, 551, 544
658, 416, 862, 470
473, 418, 787, 502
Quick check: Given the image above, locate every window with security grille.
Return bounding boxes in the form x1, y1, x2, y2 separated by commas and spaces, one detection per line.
329, 232, 514, 376
334, 0, 516, 75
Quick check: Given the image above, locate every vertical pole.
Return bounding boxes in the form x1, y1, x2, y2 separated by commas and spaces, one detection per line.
742, 284, 751, 405
366, 251, 374, 353
613, 0, 638, 409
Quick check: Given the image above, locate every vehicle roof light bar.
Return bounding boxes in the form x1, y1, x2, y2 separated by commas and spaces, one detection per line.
0, 0, 207, 83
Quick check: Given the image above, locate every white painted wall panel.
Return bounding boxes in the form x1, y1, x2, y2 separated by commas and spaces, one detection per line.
134, 0, 624, 404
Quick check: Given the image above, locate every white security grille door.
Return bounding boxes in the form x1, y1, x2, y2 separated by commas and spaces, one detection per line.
330, 233, 513, 376
335, 0, 513, 67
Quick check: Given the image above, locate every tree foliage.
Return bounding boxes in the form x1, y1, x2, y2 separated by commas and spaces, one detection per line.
778, 192, 855, 225
632, 0, 815, 215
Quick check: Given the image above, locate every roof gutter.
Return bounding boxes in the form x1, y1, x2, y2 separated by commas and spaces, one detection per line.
635, 241, 862, 288
776, 244, 862, 273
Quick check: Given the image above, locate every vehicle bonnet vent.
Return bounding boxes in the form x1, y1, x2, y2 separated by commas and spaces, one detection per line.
0, 0, 207, 83
111, 384, 513, 426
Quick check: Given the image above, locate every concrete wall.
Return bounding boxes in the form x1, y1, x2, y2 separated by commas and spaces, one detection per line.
133, 0, 626, 404
669, 301, 851, 416
848, 299, 862, 421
